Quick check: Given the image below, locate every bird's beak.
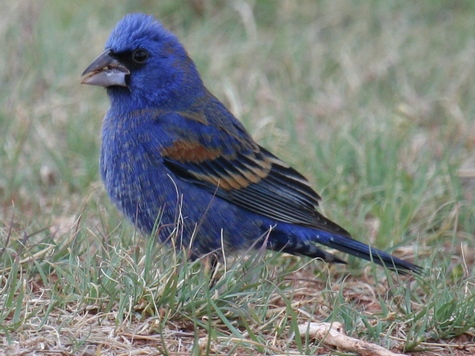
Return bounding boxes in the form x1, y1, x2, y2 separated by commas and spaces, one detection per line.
81, 49, 130, 87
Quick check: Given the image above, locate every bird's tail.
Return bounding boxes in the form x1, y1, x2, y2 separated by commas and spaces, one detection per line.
270, 226, 422, 275
317, 232, 422, 274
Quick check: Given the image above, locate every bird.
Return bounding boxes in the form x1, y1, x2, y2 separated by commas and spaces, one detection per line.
81, 13, 421, 274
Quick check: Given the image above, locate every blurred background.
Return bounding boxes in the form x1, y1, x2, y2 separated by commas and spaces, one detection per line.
2, 0, 473, 255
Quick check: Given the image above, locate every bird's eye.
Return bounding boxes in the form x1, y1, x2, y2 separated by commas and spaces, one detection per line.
132, 49, 149, 64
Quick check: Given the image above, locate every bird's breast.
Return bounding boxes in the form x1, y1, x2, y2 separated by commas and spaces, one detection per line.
99, 118, 178, 231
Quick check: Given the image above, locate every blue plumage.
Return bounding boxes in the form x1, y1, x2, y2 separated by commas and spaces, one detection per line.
81, 13, 421, 274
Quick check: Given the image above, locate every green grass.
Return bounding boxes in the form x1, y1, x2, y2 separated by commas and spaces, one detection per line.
1, 0, 475, 354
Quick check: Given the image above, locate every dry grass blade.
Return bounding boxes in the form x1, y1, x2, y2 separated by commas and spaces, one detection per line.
299, 322, 405, 356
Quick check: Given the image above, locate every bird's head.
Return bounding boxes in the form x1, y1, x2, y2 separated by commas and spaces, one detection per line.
81, 13, 203, 110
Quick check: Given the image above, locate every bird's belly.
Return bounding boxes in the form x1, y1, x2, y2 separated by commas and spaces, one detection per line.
101, 155, 262, 256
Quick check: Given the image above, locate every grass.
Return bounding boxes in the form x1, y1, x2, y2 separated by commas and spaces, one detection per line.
1, 0, 475, 354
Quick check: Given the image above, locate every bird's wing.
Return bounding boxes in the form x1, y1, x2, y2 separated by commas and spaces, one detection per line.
156, 100, 351, 237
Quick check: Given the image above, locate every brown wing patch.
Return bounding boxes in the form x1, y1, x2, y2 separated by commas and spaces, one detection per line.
192, 168, 267, 190
191, 172, 229, 189
223, 172, 253, 189
161, 140, 221, 162
242, 159, 271, 180
162, 140, 273, 191
192, 172, 245, 190
223, 153, 272, 189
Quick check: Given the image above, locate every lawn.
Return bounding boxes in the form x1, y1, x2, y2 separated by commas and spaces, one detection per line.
1, 1, 474, 355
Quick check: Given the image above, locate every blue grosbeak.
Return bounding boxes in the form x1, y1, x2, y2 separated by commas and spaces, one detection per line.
81, 13, 421, 274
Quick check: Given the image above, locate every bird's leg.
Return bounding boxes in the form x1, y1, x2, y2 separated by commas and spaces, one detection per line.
201, 252, 221, 287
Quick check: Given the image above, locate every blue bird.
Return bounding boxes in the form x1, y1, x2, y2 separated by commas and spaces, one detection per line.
81, 13, 421, 274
